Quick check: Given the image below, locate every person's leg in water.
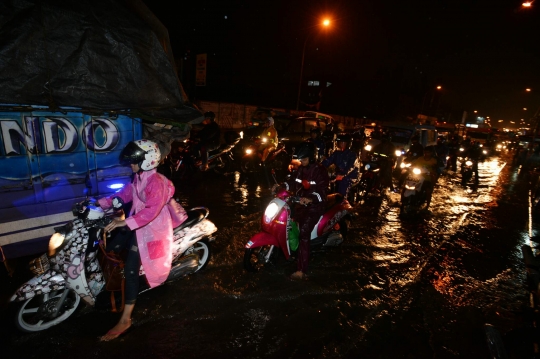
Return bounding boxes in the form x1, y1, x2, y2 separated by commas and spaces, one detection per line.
291, 211, 321, 280
100, 231, 139, 341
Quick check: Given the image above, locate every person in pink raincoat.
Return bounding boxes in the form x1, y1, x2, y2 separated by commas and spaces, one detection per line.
97, 139, 187, 341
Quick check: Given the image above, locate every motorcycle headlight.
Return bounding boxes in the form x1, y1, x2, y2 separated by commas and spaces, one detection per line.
364, 164, 371, 170
401, 162, 411, 169
48, 232, 65, 254
412, 168, 421, 175
459, 147, 464, 152
395, 150, 402, 157
482, 150, 487, 154
245, 148, 253, 155
261, 137, 267, 143
239, 131, 244, 139
264, 202, 280, 223
465, 161, 473, 166
365, 144, 372, 151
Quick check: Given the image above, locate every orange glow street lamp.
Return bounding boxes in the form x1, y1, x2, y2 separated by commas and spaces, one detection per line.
296, 18, 331, 111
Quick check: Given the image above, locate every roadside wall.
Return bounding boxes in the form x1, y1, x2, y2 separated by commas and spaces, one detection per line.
196, 101, 375, 130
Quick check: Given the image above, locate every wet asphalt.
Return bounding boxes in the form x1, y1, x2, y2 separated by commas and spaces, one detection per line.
1, 150, 539, 359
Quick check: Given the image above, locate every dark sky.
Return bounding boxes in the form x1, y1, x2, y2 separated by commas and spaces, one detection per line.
144, 0, 540, 126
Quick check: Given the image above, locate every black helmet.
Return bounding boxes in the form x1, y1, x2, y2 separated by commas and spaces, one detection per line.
294, 141, 317, 163
423, 145, 435, 154
310, 127, 322, 136
204, 111, 215, 121
335, 133, 352, 149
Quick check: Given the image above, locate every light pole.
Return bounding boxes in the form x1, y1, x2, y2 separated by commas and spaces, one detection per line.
420, 85, 442, 117
296, 18, 331, 111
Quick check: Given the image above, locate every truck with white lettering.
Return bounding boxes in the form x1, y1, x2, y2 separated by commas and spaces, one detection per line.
0, 110, 143, 259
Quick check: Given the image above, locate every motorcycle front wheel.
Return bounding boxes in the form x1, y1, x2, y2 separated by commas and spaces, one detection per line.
243, 245, 276, 272
15, 289, 80, 332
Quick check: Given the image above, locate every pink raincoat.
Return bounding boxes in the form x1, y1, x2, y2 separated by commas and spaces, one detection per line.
99, 169, 180, 288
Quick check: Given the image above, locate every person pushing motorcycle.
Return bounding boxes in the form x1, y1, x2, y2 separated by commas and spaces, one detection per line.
272, 142, 329, 280
322, 133, 359, 197
97, 139, 186, 341
410, 145, 438, 210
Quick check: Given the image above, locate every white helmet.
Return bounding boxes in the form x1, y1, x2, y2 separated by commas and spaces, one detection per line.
120, 139, 161, 171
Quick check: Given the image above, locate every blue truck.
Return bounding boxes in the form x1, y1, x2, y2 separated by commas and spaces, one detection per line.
0, 109, 143, 259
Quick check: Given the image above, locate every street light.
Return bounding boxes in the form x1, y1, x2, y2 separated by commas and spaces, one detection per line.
296, 18, 332, 111
420, 85, 442, 117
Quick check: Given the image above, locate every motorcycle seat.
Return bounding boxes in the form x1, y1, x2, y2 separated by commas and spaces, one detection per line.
326, 193, 344, 210
174, 209, 205, 232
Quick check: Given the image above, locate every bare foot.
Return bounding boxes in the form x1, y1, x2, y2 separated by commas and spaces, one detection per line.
290, 271, 308, 280
99, 318, 132, 342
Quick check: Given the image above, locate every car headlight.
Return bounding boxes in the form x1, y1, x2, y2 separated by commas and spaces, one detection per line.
264, 202, 280, 223
245, 148, 253, 155
465, 161, 473, 166
412, 168, 421, 175
459, 147, 464, 152
365, 144, 372, 151
395, 150, 402, 157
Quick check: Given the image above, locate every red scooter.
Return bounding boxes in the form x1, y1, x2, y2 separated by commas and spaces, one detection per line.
243, 188, 352, 272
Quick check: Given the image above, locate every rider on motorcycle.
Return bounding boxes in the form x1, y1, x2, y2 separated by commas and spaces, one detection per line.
260, 117, 278, 162
409, 145, 438, 210
307, 127, 326, 160
272, 142, 329, 281
372, 132, 397, 192
322, 133, 359, 197
97, 139, 186, 341
194, 111, 221, 171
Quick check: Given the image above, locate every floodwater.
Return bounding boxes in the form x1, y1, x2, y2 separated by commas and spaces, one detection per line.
1, 151, 539, 358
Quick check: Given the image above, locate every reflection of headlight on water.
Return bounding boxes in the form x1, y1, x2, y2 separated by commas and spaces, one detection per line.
264, 203, 279, 223
239, 131, 244, 139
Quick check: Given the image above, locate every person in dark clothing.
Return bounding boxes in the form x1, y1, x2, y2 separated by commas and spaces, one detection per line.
321, 122, 337, 157
350, 125, 366, 156
466, 141, 482, 184
446, 135, 460, 172
273, 142, 329, 280
194, 111, 221, 171
307, 127, 326, 159
408, 136, 424, 159
322, 133, 358, 197
372, 132, 397, 192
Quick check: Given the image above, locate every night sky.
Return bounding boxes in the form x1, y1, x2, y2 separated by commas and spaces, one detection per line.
144, 0, 540, 127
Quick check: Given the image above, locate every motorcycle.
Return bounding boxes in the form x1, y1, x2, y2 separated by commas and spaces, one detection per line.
161, 136, 240, 179
400, 166, 431, 216
243, 188, 352, 272
10, 198, 217, 332
460, 158, 478, 186
355, 152, 391, 201
240, 137, 289, 174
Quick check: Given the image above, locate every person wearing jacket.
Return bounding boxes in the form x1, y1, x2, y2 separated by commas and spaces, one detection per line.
307, 127, 326, 159
194, 111, 221, 171
98, 140, 187, 341
260, 117, 278, 162
273, 142, 329, 280
322, 133, 359, 197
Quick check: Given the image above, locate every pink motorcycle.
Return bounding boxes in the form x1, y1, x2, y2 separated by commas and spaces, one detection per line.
243, 188, 353, 272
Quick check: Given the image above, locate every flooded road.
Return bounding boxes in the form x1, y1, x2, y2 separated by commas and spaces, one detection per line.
1, 151, 538, 358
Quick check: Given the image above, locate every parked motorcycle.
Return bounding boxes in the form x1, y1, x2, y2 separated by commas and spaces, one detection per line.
240, 137, 289, 174
10, 198, 217, 332
243, 188, 352, 272
400, 166, 431, 216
